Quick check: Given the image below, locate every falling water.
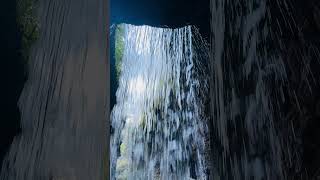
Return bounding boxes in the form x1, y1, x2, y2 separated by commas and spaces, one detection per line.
110, 25, 210, 180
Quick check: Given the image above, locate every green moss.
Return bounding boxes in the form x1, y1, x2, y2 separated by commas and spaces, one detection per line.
120, 142, 127, 155
115, 24, 125, 79
17, 0, 40, 62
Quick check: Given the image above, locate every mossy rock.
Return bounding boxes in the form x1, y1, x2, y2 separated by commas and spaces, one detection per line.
115, 24, 125, 79
17, 0, 40, 63
120, 142, 127, 155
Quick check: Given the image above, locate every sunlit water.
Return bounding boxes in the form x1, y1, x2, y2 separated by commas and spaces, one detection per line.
110, 25, 210, 180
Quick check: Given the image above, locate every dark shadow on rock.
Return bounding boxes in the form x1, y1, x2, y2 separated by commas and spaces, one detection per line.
0, 0, 25, 168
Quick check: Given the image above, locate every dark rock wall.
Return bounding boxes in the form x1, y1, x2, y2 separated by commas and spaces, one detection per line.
270, 0, 320, 178
1, 0, 109, 179
0, 0, 25, 168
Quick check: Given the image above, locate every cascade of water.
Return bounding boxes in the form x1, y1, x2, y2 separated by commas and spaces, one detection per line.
110, 25, 210, 180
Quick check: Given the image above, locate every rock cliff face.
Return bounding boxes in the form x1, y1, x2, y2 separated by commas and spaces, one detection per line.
1, 0, 109, 179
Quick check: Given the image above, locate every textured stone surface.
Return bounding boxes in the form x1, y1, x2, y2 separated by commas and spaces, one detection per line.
1, 0, 109, 179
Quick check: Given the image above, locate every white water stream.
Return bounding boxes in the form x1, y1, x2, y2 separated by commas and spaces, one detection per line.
110, 25, 210, 180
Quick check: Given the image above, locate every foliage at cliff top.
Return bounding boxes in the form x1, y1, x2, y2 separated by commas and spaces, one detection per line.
115, 24, 125, 79
17, 0, 40, 62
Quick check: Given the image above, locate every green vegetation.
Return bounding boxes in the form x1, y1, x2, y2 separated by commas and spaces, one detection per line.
115, 24, 125, 79
120, 142, 127, 155
117, 137, 129, 179
17, 0, 40, 61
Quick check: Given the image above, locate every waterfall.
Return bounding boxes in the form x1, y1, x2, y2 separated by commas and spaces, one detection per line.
110, 25, 210, 180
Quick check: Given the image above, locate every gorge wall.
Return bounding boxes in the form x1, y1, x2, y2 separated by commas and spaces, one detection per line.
1, 0, 110, 179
